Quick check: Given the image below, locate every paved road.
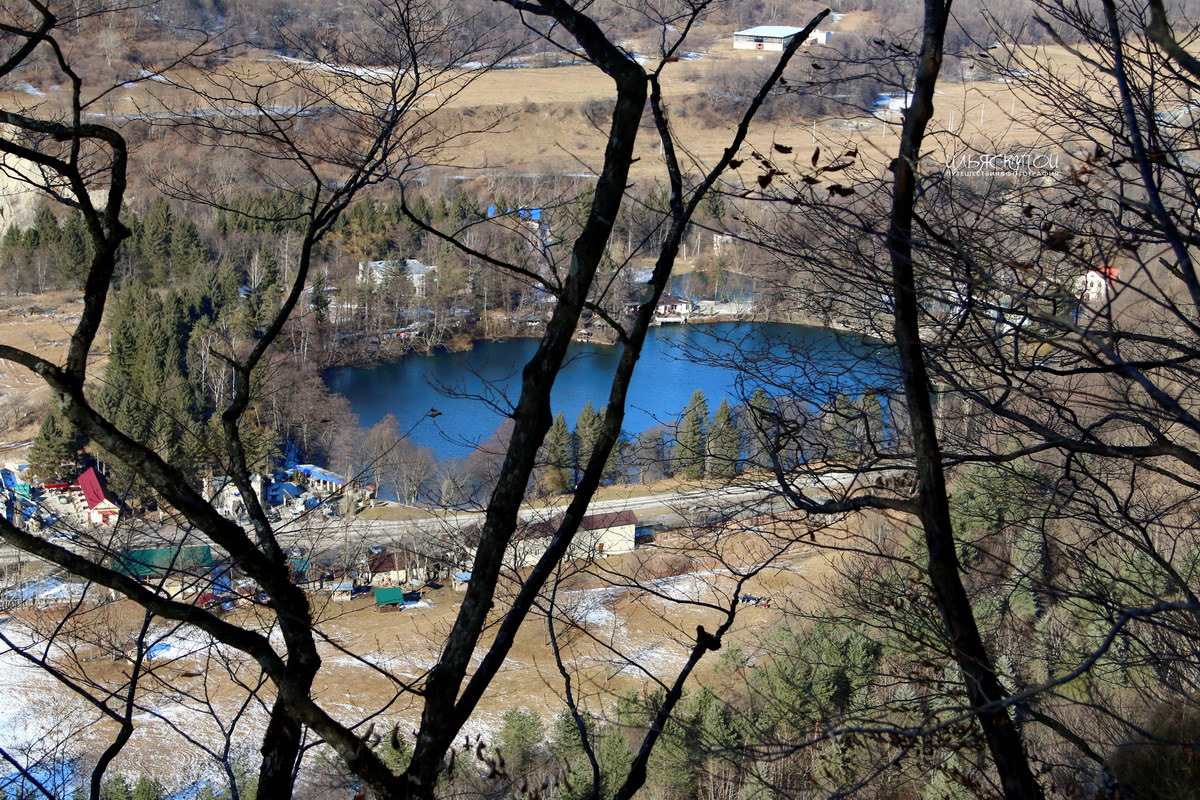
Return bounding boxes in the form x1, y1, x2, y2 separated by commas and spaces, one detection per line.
1, 470, 871, 571
276, 470, 865, 551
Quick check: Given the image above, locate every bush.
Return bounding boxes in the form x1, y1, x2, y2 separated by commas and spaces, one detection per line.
1110, 700, 1200, 799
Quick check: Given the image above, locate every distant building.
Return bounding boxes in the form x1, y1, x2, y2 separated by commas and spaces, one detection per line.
1075, 263, 1120, 304
366, 551, 429, 586
459, 511, 638, 570
732, 25, 828, 52
77, 466, 120, 526
204, 474, 266, 519
294, 464, 346, 496
656, 292, 692, 318
357, 259, 438, 297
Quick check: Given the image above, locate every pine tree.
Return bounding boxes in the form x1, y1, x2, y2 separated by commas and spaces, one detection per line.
744, 388, 774, 471
707, 398, 739, 479
99, 775, 132, 800
28, 410, 83, 479
26, 204, 59, 250
131, 776, 164, 800
823, 391, 857, 460
675, 389, 709, 479
169, 218, 208, 277
56, 212, 92, 289
859, 389, 887, 452
574, 402, 603, 477
541, 413, 574, 493
139, 197, 174, 284
499, 706, 547, 775
2, 223, 21, 250
310, 281, 331, 325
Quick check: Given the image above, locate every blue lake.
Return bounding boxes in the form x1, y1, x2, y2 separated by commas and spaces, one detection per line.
323, 321, 895, 460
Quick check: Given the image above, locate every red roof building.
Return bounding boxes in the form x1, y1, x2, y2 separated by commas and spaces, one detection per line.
77, 467, 120, 526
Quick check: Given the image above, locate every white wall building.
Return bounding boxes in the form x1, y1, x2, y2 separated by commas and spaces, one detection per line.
357, 259, 439, 297
732, 26, 829, 52
460, 511, 638, 570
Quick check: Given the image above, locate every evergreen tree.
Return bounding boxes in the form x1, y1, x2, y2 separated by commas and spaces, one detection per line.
310, 281, 330, 325
859, 389, 888, 452
675, 389, 709, 479
131, 776, 164, 800
499, 706, 547, 775
541, 413, 574, 493
574, 402, 603, 478
99, 775, 132, 800
56, 212, 92, 289
169, 218, 207, 277
26, 204, 59, 250
2, 223, 21, 249
707, 398, 739, 479
823, 391, 858, 460
139, 197, 174, 284
27, 409, 83, 479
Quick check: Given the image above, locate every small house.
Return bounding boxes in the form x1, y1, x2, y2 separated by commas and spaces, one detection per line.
655, 293, 692, 318
1075, 263, 1119, 304
366, 551, 428, 586
373, 586, 422, 612
109, 545, 215, 596
453, 571, 471, 592
78, 467, 120, 526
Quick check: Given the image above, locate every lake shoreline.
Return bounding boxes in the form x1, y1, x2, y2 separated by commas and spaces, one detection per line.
323, 321, 895, 460
318, 312, 888, 371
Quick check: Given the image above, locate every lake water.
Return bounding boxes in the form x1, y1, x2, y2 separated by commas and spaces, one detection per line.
323, 322, 894, 460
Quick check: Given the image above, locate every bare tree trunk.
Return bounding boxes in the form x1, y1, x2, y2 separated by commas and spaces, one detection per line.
886, 2, 1044, 798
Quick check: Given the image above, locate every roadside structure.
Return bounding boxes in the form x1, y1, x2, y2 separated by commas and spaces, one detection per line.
458, 510, 638, 569
732, 25, 829, 51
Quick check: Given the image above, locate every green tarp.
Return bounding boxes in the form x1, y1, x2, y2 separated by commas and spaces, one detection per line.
110, 546, 214, 579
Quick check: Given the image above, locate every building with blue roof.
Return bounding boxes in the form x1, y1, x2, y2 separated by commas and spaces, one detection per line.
295, 465, 346, 495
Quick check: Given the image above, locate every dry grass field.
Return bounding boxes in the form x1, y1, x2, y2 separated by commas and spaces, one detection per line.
0, 521, 850, 783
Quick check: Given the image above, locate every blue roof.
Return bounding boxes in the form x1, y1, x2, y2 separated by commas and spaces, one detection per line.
454, 571, 472, 581
269, 482, 303, 501
296, 465, 346, 485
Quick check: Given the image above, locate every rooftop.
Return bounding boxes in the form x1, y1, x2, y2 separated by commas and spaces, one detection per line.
296, 464, 346, 486
78, 466, 116, 509
734, 25, 807, 38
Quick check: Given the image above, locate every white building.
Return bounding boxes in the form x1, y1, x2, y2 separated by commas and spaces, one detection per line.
357, 259, 439, 297
656, 292, 692, 319
460, 511, 638, 570
732, 26, 829, 52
